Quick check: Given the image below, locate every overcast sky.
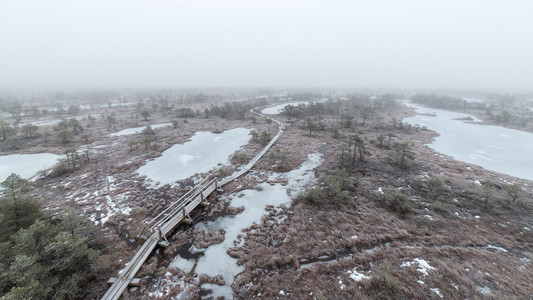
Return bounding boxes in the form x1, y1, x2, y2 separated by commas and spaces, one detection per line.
1, 0, 532, 90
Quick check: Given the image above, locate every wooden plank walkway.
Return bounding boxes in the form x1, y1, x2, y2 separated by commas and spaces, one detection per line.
102, 109, 284, 299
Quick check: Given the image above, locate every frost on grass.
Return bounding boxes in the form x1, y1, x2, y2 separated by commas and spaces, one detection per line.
66, 174, 132, 225
147, 272, 194, 299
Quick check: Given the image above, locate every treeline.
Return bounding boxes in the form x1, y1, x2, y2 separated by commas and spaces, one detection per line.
127, 125, 161, 151
281, 94, 398, 122
205, 99, 268, 120
49, 147, 91, 177
0, 117, 88, 151
0, 101, 84, 120
411, 93, 533, 129
135, 98, 269, 120
410, 94, 486, 110
0, 174, 109, 299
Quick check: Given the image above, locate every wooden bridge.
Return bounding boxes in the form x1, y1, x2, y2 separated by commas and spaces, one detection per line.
102, 109, 284, 299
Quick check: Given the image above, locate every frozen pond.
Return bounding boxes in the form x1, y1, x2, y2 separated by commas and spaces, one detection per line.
0, 153, 59, 181
170, 153, 323, 298
19, 115, 98, 128
403, 103, 533, 180
136, 128, 252, 186
261, 102, 309, 114
109, 123, 171, 137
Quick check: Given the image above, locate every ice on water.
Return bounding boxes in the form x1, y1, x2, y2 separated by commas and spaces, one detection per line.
0, 153, 60, 181
404, 103, 533, 180
136, 128, 252, 186
109, 123, 172, 137
174, 153, 323, 299
261, 102, 309, 114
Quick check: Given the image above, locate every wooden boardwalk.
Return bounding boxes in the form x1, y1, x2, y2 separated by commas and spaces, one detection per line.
102, 109, 284, 299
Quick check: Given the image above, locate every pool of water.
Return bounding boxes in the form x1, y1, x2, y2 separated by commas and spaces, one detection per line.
136, 128, 252, 186
109, 123, 172, 137
403, 103, 533, 180
261, 102, 310, 114
169, 153, 323, 298
0, 153, 59, 181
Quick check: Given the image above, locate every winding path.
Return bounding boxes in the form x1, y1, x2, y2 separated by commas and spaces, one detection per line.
102, 109, 284, 299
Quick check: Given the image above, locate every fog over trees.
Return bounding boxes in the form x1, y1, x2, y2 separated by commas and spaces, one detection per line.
1, 0, 532, 91
1, 1, 533, 299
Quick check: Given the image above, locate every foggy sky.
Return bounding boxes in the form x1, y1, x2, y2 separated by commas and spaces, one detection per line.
1, 0, 532, 90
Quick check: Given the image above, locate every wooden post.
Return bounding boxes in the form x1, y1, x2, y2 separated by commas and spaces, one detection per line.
158, 227, 162, 241
216, 179, 223, 192
182, 207, 192, 224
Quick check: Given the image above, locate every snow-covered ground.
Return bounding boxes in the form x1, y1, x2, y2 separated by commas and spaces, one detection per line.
403, 103, 533, 180
108, 123, 172, 137
65, 173, 133, 225
170, 153, 323, 299
136, 128, 252, 186
0, 153, 59, 181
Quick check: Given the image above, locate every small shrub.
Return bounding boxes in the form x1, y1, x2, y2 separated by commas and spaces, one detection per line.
362, 262, 405, 297
429, 201, 450, 216
301, 185, 322, 206
427, 178, 448, 200
324, 172, 351, 203
385, 191, 414, 215
230, 151, 249, 164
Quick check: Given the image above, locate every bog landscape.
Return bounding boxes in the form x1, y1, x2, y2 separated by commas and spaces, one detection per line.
1, 1, 532, 299
0, 91, 532, 299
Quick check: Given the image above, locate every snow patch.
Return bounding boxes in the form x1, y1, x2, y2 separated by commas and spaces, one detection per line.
476, 286, 492, 295
347, 267, 370, 282
485, 244, 508, 253
401, 258, 435, 276
430, 287, 443, 298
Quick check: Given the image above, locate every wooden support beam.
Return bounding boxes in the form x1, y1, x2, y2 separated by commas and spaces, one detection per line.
181, 207, 193, 224
135, 235, 148, 242
158, 241, 170, 248
107, 278, 143, 287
